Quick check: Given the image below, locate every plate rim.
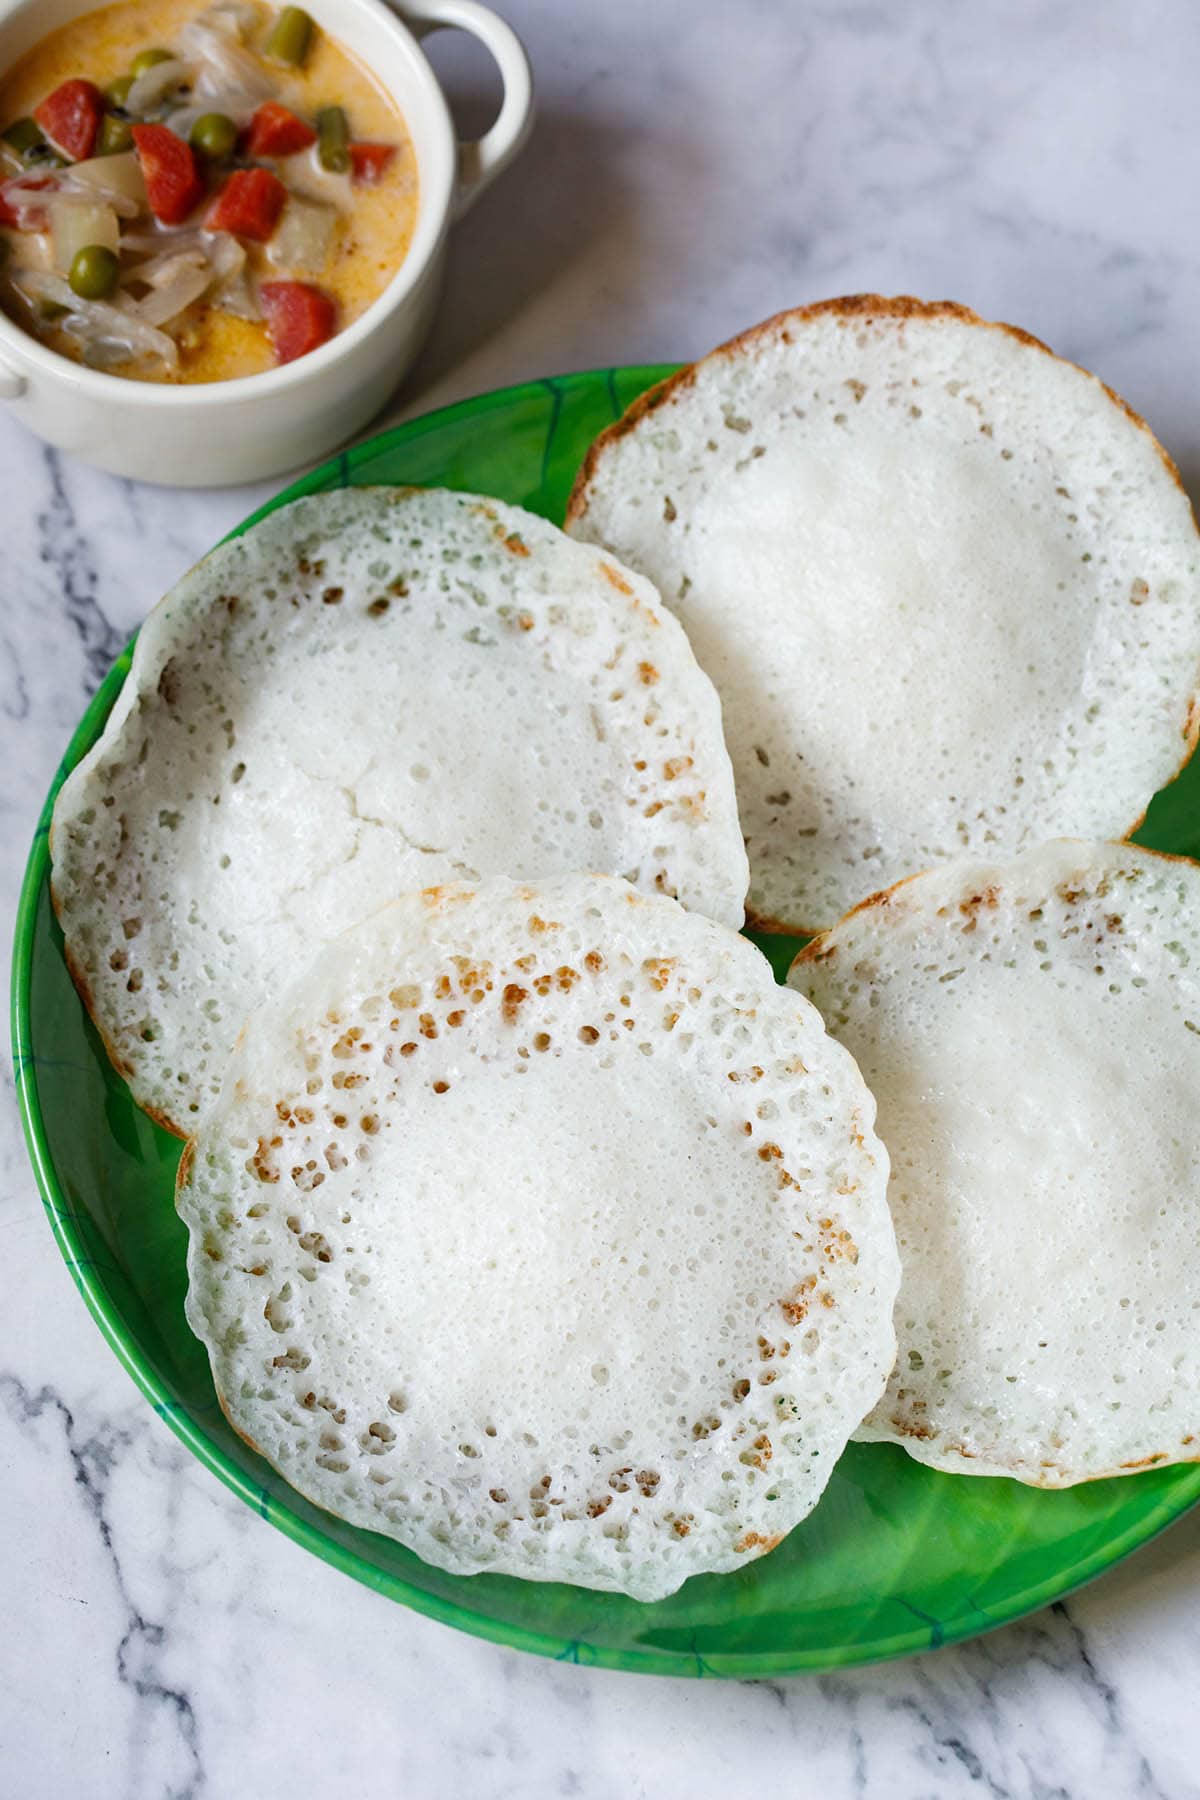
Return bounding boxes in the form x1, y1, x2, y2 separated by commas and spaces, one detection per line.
13, 366, 1200, 1678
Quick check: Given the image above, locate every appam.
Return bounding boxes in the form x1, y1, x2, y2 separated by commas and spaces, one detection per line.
790, 840, 1200, 1486
567, 296, 1200, 932
50, 487, 748, 1134
179, 875, 899, 1600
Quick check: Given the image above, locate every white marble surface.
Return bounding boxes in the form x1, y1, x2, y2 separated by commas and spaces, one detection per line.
4, 1, 1200, 1793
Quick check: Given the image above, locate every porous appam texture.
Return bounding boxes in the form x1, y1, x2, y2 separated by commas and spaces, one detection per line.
791, 840, 1200, 1487
179, 876, 898, 1600
567, 296, 1200, 932
50, 488, 748, 1133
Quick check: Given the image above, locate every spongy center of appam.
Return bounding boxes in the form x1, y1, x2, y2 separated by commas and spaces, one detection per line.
300, 1054, 772, 1447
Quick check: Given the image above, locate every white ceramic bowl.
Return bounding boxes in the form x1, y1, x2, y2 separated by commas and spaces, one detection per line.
0, 0, 532, 485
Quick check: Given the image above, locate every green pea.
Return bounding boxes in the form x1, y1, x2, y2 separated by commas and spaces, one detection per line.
69, 244, 120, 301
190, 112, 238, 159
105, 74, 135, 108
2, 115, 44, 157
97, 112, 134, 156
315, 104, 349, 173
130, 47, 173, 77
266, 6, 315, 67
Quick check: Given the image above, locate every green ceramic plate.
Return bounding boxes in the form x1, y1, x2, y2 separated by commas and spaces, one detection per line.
14, 368, 1200, 1677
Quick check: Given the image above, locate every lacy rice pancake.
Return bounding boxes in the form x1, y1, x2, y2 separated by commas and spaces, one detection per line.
178, 876, 899, 1599
791, 841, 1200, 1486
567, 296, 1200, 932
50, 488, 748, 1133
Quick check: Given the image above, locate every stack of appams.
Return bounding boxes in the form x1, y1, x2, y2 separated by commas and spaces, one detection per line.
47, 293, 1200, 1606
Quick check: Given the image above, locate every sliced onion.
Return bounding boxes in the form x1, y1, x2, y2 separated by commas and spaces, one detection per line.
195, 2, 260, 38
278, 148, 353, 214
160, 105, 205, 143
49, 197, 120, 273
206, 229, 259, 318
12, 268, 178, 366
124, 239, 207, 281
4, 171, 61, 197
77, 337, 150, 371
268, 196, 336, 275
1, 172, 62, 230
179, 21, 274, 102
131, 251, 213, 327
62, 151, 147, 217
126, 56, 194, 115
213, 269, 259, 320
121, 224, 205, 252
207, 230, 244, 278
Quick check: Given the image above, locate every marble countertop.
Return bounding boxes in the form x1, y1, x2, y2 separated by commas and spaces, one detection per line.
5, 1, 1200, 1793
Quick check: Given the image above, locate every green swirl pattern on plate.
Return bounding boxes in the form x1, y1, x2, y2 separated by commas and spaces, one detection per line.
13, 367, 1200, 1676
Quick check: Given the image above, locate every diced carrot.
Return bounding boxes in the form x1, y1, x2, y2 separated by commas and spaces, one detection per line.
206, 167, 286, 242
245, 101, 317, 158
132, 124, 205, 225
260, 280, 337, 363
33, 80, 103, 162
348, 142, 395, 185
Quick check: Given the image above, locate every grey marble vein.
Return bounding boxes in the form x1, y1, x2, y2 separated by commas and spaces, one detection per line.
1, 1378, 204, 1798
3, 0, 1200, 1794
35, 449, 127, 697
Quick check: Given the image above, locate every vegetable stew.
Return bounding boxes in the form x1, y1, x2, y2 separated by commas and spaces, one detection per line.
0, 0, 417, 381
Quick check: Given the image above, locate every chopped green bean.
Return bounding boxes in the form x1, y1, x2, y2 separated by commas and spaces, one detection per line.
4, 114, 67, 168
69, 244, 120, 301
266, 7, 315, 67
316, 105, 349, 173
130, 47, 172, 77
2, 115, 44, 157
97, 113, 134, 156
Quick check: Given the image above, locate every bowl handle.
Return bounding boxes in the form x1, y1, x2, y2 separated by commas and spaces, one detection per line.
0, 358, 25, 400
390, 0, 533, 219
